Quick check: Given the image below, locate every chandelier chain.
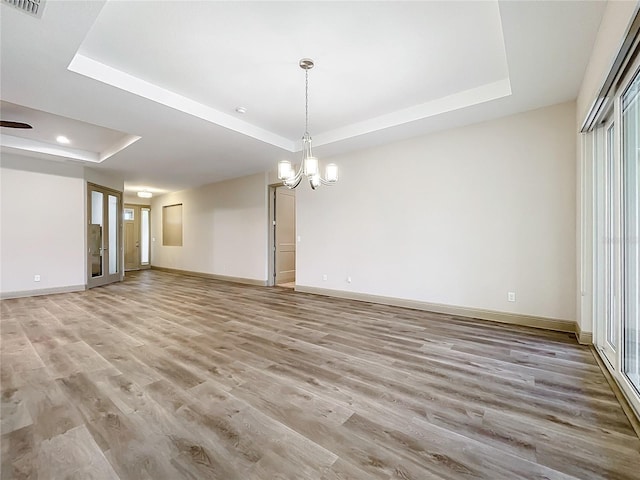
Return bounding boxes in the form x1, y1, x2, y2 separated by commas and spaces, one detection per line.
305, 68, 309, 135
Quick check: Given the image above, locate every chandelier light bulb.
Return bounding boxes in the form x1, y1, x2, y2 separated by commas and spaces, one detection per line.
278, 160, 293, 180
304, 156, 318, 176
326, 163, 338, 183
310, 174, 320, 189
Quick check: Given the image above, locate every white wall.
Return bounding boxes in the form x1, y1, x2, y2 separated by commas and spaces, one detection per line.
297, 101, 577, 322
151, 172, 268, 282
575, 0, 638, 334
0, 158, 85, 295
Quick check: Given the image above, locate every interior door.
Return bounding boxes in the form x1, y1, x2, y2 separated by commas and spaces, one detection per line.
87, 184, 122, 288
274, 186, 295, 285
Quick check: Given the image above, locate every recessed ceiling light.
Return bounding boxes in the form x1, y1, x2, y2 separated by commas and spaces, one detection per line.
137, 191, 153, 198
56, 135, 70, 144
235, 107, 247, 114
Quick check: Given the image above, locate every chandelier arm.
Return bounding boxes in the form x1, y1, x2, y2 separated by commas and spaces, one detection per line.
292, 162, 304, 181
319, 177, 338, 186
285, 175, 303, 189
283, 162, 304, 188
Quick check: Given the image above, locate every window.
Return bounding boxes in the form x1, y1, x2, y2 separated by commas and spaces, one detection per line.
162, 204, 183, 246
141, 208, 150, 264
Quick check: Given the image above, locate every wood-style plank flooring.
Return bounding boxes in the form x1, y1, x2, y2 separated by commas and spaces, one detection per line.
2, 270, 639, 479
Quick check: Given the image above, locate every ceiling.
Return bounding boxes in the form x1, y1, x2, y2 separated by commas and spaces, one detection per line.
0, 0, 607, 195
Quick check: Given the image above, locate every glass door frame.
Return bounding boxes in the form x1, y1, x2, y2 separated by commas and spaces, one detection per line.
87, 183, 123, 288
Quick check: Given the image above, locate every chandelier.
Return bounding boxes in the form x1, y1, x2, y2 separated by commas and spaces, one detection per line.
277, 58, 338, 190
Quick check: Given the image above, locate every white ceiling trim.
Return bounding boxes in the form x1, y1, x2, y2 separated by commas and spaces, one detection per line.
100, 134, 142, 162
1, 134, 100, 162
68, 53, 296, 152
69, 51, 513, 155
0, 132, 141, 163
312, 78, 513, 148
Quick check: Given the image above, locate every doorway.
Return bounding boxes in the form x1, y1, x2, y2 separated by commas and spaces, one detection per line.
269, 185, 296, 287
87, 183, 122, 288
124, 204, 151, 271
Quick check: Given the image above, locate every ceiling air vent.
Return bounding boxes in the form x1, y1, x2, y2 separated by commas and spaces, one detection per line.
3, 0, 45, 18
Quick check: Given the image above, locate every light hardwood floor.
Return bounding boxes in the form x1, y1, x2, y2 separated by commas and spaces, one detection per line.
1, 270, 639, 479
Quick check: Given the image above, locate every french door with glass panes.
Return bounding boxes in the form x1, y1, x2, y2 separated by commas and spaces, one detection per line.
87, 183, 122, 288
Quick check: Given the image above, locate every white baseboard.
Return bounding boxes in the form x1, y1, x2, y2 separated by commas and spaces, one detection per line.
151, 266, 267, 286
1, 284, 86, 300
295, 285, 577, 335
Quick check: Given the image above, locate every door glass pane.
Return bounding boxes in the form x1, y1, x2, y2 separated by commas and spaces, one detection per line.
90, 191, 103, 277
108, 195, 119, 275
623, 70, 640, 393
141, 208, 150, 264
606, 124, 616, 349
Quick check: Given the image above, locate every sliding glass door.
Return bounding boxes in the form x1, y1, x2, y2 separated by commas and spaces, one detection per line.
623, 69, 640, 395
595, 118, 619, 369
592, 57, 640, 416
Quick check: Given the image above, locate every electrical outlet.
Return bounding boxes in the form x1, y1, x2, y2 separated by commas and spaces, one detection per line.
34, 275, 41, 282
322, 274, 328, 281
508, 291, 516, 302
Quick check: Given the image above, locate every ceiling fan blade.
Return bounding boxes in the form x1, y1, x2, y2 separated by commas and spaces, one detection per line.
0, 121, 33, 129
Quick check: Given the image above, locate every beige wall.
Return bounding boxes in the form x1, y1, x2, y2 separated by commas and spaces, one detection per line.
296, 101, 577, 322
1, 157, 86, 295
0, 154, 125, 297
151, 172, 269, 282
